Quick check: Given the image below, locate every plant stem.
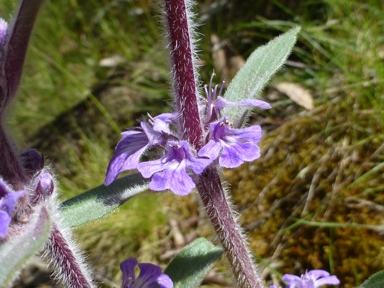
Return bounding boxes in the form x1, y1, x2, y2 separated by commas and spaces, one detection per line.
0, 126, 27, 185
163, 0, 203, 148
46, 224, 94, 288
163, 1, 263, 286
197, 167, 264, 288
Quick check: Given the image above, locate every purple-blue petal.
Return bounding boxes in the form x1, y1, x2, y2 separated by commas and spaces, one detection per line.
201, 119, 262, 168
0, 181, 25, 238
214, 96, 271, 111
138, 141, 211, 195
198, 139, 222, 160
0, 211, 11, 238
307, 270, 330, 280
120, 258, 138, 288
149, 162, 195, 196
282, 270, 340, 288
137, 157, 175, 179
156, 274, 173, 288
220, 141, 260, 168
0, 189, 24, 215
315, 276, 340, 287
282, 274, 302, 283
151, 113, 177, 134
135, 263, 173, 288
105, 145, 147, 185
120, 258, 173, 288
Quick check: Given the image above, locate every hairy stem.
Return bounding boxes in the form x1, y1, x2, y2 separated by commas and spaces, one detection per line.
163, 0, 203, 148
197, 167, 264, 288
46, 224, 94, 288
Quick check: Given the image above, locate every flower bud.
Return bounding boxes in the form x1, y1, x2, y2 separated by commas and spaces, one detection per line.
20, 149, 44, 178
31, 172, 54, 205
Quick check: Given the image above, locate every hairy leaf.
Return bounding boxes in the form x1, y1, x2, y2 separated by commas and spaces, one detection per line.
0, 207, 51, 287
222, 26, 300, 126
359, 270, 384, 288
165, 238, 223, 288
59, 173, 148, 228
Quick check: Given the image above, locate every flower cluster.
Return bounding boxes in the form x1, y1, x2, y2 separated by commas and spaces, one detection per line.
105, 74, 271, 195
270, 270, 340, 288
0, 10, 55, 240
120, 257, 173, 288
0, 150, 55, 239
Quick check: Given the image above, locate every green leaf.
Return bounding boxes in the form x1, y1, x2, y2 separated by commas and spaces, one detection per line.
222, 26, 300, 126
0, 207, 51, 287
164, 238, 223, 288
359, 270, 384, 288
59, 173, 148, 228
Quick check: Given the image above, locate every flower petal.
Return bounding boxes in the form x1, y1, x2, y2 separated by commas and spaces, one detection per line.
215, 96, 271, 111
137, 157, 175, 179
120, 258, 138, 288
220, 141, 260, 168
135, 263, 173, 288
307, 270, 330, 280
198, 139, 222, 160
0, 211, 11, 238
315, 276, 340, 287
149, 162, 195, 196
0, 189, 25, 215
105, 145, 147, 185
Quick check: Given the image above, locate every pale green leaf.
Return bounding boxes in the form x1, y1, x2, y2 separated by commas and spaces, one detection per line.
164, 238, 223, 288
359, 270, 384, 288
0, 207, 51, 287
59, 173, 148, 228
222, 26, 300, 126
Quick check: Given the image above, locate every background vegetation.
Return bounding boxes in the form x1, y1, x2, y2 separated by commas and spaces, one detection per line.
2, 0, 384, 287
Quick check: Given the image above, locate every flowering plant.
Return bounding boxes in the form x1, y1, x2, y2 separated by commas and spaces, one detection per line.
0, 0, 383, 287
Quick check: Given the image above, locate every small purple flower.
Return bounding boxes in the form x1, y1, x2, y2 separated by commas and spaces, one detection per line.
120, 257, 173, 288
105, 113, 176, 185
138, 141, 213, 195
198, 118, 262, 168
279, 270, 340, 288
0, 179, 25, 237
202, 73, 271, 123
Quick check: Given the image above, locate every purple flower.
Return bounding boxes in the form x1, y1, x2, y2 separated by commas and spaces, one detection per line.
105, 113, 176, 185
202, 73, 271, 123
280, 270, 340, 288
120, 258, 173, 288
138, 141, 213, 195
0, 180, 25, 237
198, 118, 262, 168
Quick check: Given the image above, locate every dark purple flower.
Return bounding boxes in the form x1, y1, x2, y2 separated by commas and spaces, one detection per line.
120, 257, 173, 288
138, 141, 212, 195
105, 113, 176, 186
281, 270, 340, 288
0, 179, 25, 237
198, 118, 262, 168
